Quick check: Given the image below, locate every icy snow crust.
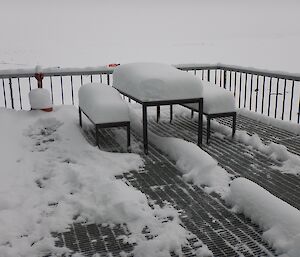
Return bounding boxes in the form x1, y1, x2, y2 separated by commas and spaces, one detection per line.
226, 178, 300, 257
0, 106, 196, 257
113, 63, 203, 102
184, 80, 236, 114
78, 83, 129, 124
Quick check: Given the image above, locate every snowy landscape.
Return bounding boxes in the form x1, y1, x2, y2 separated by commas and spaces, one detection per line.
1, 0, 300, 256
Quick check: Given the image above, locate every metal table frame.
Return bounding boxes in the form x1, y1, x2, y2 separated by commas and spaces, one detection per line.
115, 89, 203, 154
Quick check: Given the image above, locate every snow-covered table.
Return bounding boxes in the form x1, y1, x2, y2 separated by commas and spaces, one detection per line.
78, 83, 131, 150
113, 63, 203, 154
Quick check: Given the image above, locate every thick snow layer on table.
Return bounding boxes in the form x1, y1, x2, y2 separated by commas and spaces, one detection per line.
238, 108, 300, 135
29, 88, 52, 109
78, 83, 129, 124
226, 177, 300, 256
184, 80, 235, 114
0, 106, 195, 257
113, 63, 203, 102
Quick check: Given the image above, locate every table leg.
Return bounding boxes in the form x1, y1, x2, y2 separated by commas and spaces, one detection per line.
198, 99, 203, 147
143, 105, 148, 154
157, 105, 160, 123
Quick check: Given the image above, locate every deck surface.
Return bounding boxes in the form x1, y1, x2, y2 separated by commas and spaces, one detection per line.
53, 109, 300, 257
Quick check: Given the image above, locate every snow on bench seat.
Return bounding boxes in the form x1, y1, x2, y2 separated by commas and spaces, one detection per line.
78, 83, 130, 149
184, 80, 236, 114
182, 80, 236, 143
113, 63, 203, 102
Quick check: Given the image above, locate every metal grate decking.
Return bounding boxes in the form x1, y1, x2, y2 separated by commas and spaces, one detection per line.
52, 110, 300, 257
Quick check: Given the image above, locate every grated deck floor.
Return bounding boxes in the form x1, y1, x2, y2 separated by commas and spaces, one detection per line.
52, 111, 300, 257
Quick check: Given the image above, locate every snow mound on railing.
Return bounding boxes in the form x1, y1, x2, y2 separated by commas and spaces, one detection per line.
226, 177, 300, 256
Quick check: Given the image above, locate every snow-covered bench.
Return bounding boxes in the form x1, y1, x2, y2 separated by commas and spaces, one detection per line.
78, 83, 130, 150
182, 80, 236, 143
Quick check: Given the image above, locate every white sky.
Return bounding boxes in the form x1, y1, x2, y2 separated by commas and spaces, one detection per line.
1, 0, 300, 72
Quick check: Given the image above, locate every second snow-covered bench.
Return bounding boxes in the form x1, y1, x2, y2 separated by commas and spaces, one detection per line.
78, 83, 131, 150
182, 80, 236, 143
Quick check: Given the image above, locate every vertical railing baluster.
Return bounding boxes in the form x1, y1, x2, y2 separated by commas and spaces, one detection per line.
229, 71, 232, 91
71, 76, 74, 105
255, 75, 259, 112
214, 70, 217, 84
2, 79, 7, 108
274, 78, 280, 118
201, 70, 204, 80
268, 77, 272, 116
90, 75, 93, 83
60, 76, 64, 104
9, 78, 14, 109
244, 73, 248, 108
99, 74, 102, 83
80, 75, 83, 86
233, 72, 237, 97
223, 70, 227, 89
289, 80, 295, 121
249, 74, 254, 111
107, 74, 110, 85
18, 78, 22, 109
238, 72, 242, 108
261, 76, 266, 114
207, 70, 210, 82
281, 79, 287, 120
219, 69, 222, 87
50, 76, 54, 104
298, 100, 300, 124
29, 77, 32, 90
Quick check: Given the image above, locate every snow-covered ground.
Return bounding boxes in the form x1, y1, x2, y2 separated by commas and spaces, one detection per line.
1, 0, 300, 73
0, 106, 212, 257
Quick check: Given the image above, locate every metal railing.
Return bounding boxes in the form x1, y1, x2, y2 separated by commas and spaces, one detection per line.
1, 64, 300, 124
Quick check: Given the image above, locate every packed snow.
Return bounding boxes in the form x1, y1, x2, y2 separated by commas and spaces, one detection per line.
128, 105, 232, 196
78, 83, 130, 124
0, 106, 202, 257
184, 108, 300, 175
113, 63, 203, 101
184, 80, 236, 114
238, 108, 300, 135
226, 177, 300, 257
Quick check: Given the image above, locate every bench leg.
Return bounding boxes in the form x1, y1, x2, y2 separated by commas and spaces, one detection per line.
157, 106, 160, 123
95, 125, 99, 148
170, 104, 173, 123
143, 105, 148, 154
232, 113, 237, 138
127, 123, 131, 151
79, 107, 82, 127
207, 116, 211, 144
198, 99, 203, 147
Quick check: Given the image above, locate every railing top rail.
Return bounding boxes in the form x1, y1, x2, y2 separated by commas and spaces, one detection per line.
0, 66, 114, 79
176, 63, 300, 82
1, 63, 300, 82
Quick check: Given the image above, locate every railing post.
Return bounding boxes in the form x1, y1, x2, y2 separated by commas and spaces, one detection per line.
9, 78, 14, 109
207, 70, 210, 82
35, 72, 44, 88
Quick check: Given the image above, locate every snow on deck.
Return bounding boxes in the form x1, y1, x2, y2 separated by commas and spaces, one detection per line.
2, 106, 300, 256
66, 106, 300, 257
